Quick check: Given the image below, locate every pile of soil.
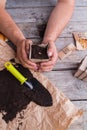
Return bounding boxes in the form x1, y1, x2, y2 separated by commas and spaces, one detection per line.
0, 61, 33, 123
31, 44, 49, 59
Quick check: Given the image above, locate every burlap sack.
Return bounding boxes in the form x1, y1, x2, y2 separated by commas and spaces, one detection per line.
0, 39, 82, 130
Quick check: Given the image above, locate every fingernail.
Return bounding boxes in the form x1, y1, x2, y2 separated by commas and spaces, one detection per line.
48, 51, 52, 57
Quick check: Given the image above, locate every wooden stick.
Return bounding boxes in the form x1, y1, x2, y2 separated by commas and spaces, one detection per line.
74, 56, 87, 78
78, 70, 87, 80
58, 43, 76, 60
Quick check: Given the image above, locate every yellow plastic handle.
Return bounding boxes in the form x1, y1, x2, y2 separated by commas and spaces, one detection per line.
5, 62, 27, 84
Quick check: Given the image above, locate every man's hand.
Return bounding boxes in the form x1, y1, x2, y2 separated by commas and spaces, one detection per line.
39, 41, 58, 72
16, 39, 38, 70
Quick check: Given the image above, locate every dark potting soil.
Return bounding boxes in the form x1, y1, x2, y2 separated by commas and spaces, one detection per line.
31, 44, 49, 59
0, 63, 32, 123
0, 60, 52, 123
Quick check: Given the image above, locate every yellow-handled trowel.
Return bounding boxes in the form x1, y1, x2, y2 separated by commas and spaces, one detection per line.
5, 62, 53, 107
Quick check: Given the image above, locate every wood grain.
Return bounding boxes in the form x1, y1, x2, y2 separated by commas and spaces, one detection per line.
6, 7, 87, 23
4, 0, 87, 129
15, 22, 87, 38
44, 70, 87, 100
6, 0, 87, 8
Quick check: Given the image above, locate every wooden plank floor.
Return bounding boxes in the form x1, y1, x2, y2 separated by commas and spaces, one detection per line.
6, 0, 87, 129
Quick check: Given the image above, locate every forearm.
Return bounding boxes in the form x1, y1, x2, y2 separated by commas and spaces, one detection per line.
0, 8, 25, 45
43, 0, 75, 42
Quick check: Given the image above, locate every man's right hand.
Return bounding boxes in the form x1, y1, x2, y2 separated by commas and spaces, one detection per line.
16, 39, 38, 71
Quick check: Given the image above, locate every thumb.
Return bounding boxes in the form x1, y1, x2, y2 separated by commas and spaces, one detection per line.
47, 47, 53, 57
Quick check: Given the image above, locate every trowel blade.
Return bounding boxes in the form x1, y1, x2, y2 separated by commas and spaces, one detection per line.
24, 77, 53, 107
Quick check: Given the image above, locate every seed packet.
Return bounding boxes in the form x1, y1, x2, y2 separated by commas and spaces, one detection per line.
73, 32, 87, 50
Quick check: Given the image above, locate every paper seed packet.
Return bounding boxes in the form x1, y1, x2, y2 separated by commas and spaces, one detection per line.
73, 32, 87, 50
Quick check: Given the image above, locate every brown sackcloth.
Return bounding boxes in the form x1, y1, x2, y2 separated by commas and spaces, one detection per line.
0, 39, 82, 130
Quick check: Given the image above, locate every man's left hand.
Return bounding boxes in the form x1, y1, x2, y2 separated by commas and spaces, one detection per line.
38, 41, 58, 72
